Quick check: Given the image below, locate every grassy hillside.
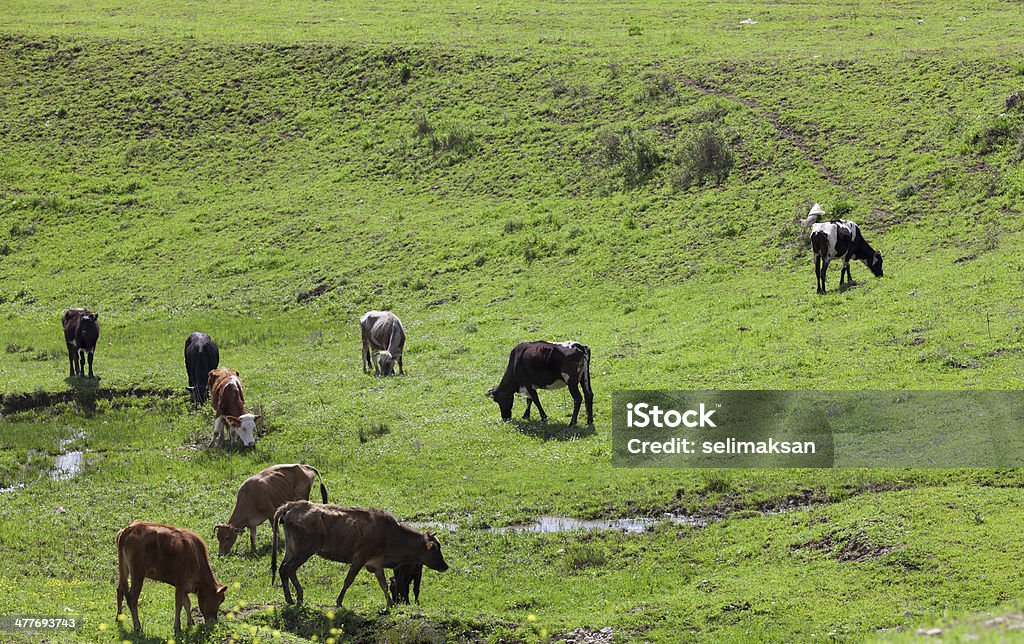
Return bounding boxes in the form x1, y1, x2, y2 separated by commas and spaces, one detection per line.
2, 1, 1024, 642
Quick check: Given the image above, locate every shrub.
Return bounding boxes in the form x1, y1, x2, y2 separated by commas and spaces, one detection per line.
831, 200, 855, 219
358, 423, 390, 444
895, 182, 917, 200
595, 125, 663, 187
673, 125, 733, 189
969, 114, 1014, 154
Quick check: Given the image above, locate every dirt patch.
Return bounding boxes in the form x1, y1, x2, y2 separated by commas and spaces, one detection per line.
557, 626, 614, 643
2, 386, 178, 415
792, 529, 896, 562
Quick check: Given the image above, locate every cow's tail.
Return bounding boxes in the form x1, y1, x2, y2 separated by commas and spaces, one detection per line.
308, 465, 328, 504
271, 503, 289, 585
115, 526, 129, 606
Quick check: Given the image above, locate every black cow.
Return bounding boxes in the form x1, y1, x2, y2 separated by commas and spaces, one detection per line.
184, 332, 220, 404
62, 308, 100, 378
486, 341, 594, 426
389, 563, 422, 604
810, 220, 883, 294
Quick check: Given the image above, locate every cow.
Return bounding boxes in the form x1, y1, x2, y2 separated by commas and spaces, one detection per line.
61, 308, 100, 378
116, 521, 227, 633
185, 332, 219, 404
215, 463, 329, 556
208, 367, 260, 447
810, 219, 884, 294
486, 341, 594, 426
271, 501, 449, 609
360, 310, 406, 376
389, 563, 422, 604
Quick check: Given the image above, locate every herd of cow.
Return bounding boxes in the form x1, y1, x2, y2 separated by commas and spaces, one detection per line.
75, 203, 874, 633
61, 307, 597, 632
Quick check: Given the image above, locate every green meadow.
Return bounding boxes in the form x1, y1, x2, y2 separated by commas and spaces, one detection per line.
2, 1, 1024, 641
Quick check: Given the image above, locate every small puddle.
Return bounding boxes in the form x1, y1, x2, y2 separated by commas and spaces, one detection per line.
412, 506, 809, 535
51, 431, 86, 480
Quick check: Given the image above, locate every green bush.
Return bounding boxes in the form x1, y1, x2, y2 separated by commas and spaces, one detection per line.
673, 125, 733, 189
595, 125, 663, 187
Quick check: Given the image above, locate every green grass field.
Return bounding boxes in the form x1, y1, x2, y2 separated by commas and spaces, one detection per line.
2, 1, 1024, 641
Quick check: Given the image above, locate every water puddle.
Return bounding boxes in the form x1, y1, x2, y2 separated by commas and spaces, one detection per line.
412, 506, 809, 535
51, 430, 86, 480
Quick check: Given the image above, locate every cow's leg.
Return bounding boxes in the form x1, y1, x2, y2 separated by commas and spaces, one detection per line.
814, 255, 823, 294
67, 344, 77, 377
86, 349, 95, 378
116, 573, 128, 619
174, 586, 187, 632
336, 558, 367, 607
279, 549, 313, 605
362, 342, 370, 373
209, 417, 224, 447
523, 396, 532, 419
398, 355, 403, 375
526, 387, 547, 421
567, 381, 583, 426
840, 258, 852, 286
126, 575, 144, 632
582, 376, 595, 425
249, 526, 258, 553
183, 592, 194, 626
820, 257, 830, 294
373, 566, 393, 608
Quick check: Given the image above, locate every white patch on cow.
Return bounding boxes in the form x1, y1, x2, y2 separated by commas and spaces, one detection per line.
545, 378, 568, 390
518, 386, 529, 395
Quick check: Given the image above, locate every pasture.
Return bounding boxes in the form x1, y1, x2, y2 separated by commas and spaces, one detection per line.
2, 0, 1024, 641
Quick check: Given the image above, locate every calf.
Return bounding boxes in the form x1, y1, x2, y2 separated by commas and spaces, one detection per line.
810, 219, 884, 294
271, 500, 448, 609
360, 310, 406, 376
116, 521, 227, 633
486, 340, 594, 426
389, 562, 422, 604
208, 367, 260, 447
215, 463, 329, 556
185, 332, 219, 404
61, 308, 100, 378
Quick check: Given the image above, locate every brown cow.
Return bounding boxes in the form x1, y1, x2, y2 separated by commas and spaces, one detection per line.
215, 463, 329, 556
271, 501, 448, 608
116, 521, 227, 632
208, 367, 260, 447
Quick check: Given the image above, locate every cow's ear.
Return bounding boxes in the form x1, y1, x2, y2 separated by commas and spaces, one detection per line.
253, 415, 262, 422
232, 525, 245, 534
217, 584, 227, 596
232, 370, 240, 376
226, 416, 240, 427
93, 313, 99, 320
425, 539, 435, 550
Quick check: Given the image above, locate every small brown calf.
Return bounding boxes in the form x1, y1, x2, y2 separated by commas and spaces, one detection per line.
116, 521, 227, 632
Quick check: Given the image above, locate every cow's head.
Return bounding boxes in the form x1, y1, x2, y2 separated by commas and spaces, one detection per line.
420, 532, 449, 572
864, 251, 883, 277
486, 387, 514, 420
198, 583, 227, 623
226, 414, 260, 447
378, 350, 395, 376
214, 523, 245, 555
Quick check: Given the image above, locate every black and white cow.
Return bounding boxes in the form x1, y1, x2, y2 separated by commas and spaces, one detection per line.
62, 308, 100, 378
185, 332, 220, 404
360, 311, 406, 376
486, 341, 594, 426
810, 220, 883, 294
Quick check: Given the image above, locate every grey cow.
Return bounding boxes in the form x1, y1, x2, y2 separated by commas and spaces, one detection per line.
360, 310, 406, 376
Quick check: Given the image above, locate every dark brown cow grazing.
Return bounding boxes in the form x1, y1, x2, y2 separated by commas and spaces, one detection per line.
208, 367, 259, 447
486, 341, 594, 426
116, 521, 227, 633
271, 501, 448, 609
389, 562, 422, 604
62, 308, 100, 378
185, 332, 219, 404
215, 463, 329, 556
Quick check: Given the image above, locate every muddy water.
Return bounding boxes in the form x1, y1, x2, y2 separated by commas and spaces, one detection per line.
412, 506, 809, 534
51, 431, 86, 480
412, 514, 707, 534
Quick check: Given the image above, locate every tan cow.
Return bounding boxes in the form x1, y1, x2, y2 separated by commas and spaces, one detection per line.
215, 463, 329, 556
208, 367, 260, 447
271, 501, 448, 608
116, 521, 227, 632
